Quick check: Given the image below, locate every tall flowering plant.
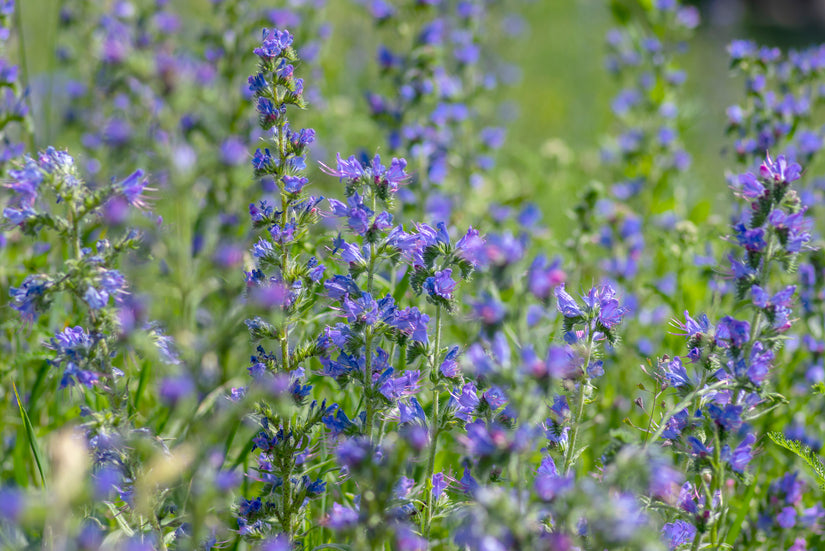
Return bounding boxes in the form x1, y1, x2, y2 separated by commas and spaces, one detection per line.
235, 28, 331, 545
644, 153, 819, 549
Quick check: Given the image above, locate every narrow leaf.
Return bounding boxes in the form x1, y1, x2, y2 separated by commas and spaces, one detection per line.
12, 382, 46, 487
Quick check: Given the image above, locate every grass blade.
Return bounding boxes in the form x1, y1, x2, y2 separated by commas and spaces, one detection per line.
12, 382, 46, 487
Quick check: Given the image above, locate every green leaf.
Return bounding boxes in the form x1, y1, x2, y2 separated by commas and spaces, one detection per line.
392, 269, 410, 302
768, 431, 825, 489
12, 382, 46, 487
104, 501, 135, 537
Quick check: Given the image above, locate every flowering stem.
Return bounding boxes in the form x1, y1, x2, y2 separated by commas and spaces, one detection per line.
710, 426, 726, 546
363, 240, 379, 439
689, 529, 703, 551
563, 325, 595, 476
282, 455, 295, 539
364, 329, 375, 439
422, 304, 443, 540
13, 0, 34, 150
643, 379, 729, 447
422, 392, 439, 540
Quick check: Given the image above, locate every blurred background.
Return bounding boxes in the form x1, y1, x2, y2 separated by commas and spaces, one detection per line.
16, 0, 825, 234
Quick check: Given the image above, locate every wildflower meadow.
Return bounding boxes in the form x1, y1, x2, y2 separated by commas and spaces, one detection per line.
3, 0, 825, 549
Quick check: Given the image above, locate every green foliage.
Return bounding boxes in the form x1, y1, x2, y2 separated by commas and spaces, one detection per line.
768, 431, 825, 490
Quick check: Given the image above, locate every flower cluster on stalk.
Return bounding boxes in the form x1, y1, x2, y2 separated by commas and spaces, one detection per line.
236, 28, 328, 544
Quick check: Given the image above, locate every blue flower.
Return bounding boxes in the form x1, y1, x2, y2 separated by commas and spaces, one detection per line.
760, 153, 801, 184
254, 28, 294, 60
554, 283, 583, 318
283, 175, 307, 194
729, 433, 756, 473
662, 520, 696, 550
715, 316, 750, 348
423, 268, 456, 300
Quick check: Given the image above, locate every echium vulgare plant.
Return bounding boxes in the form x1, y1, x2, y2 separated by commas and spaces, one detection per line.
726, 41, 825, 167
570, 0, 701, 363
362, 0, 511, 222
51, 0, 332, 392
552, 281, 627, 476
234, 28, 330, 545
643, 153, 820, 550
316, 124, 480, 544
0, 0, 27, 168
1, 146, 189, 546
724, 40, 825, 464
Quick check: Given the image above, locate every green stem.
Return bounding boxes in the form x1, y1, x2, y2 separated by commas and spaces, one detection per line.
643, 388, 661, 445
644, 380, 729, 447
711, 426, 726, 547
363, 240, 378, 437
422, 393, 439, 537
12, 0, 34, 150
562, 325, 595, 476
689, 528, 702, 551
363, 328, 375, 439
281, 455, 295, 539
422, 306, 443, 539
275, 116, 291, 373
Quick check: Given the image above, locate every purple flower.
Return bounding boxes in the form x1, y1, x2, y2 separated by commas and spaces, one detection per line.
159, 376, 195, 405
715, 316, 750, 348
254, 28, 294, 59
687, 436, 713, 459
324, 409, 355, 436
399, 397, 426, 425
734, 224, 766, 252
554, 284, 583, 318
112, 169, 150, 209
662, 521, 696, 550
752, 284, 795, 310
283, 175, 308, 194
432, 472, 448, 500
7, 158, 43, 206
326, 502, 359, 530
451, 382, 479, 421
463, 420, 498, 457
328, 193, 372, 235
777, 506, 797, 529
260, 535, 291, 551
257, 97, 286, 124
387, 306, 430, 343
738, 172, 765, 199
729, 433, 756, 473
760, 153, 801, 184
0, 487, 23, 521
379, 369, 420, 401
527, 255, 566, 299
470, 293, 506, 326
440, 346, 460, 377
253, 148, 273, 171
673, 311, 711, 338
325, 274, 361, 300
395, 524, 427, 551
371, 154, 409, 192
424, 268, 456, 300
320, 153, 365, 181
663, 357, 691, 387
84, 286, 108, 309
708, 403, 743, 432
534, 456, 572, 501
747, 342, 774, 384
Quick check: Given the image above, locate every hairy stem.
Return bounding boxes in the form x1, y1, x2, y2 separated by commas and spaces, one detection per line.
422, 304, 443, 539
563, 325, 595, 476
